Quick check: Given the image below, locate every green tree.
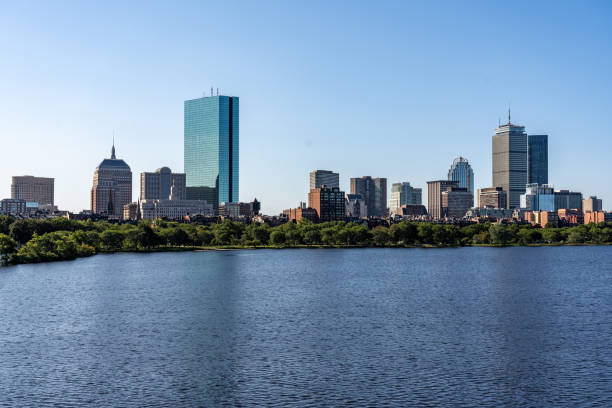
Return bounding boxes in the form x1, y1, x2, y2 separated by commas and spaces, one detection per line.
0, 233, 17, 265
417, 223, 434, 244
489, 224, 511, 245
541, 228, 561, 244
0, 215, 14, 235
100, 229, 125, 251
270, 230, 286, 245
303, 229, 321, 245
372, 226, 390, 246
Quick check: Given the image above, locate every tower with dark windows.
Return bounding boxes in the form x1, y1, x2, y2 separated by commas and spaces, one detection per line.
91, 143, 132, 219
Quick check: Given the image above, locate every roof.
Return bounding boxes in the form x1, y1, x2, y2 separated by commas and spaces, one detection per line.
97, 158, 131, 170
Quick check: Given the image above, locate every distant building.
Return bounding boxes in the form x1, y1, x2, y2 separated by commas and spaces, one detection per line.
0, 198, 27, 215
554, 189, 582, 211
309, 170, 339, 190
524, 210, 558, 227
123, 202, 140, 221
218, 200, 260, 218
11, 176, 54, 207
345, 193, 367, 218
465, 207, 514, 220
389, 182, 421, 213
185, 94, 239, 211
520, 184, 555, 211
557, 209, 584, 226
527, 135, 548, 185
582, 196, 602, 213
427, 180, 458, 219
308, 185, 346, 222
283, 202, 319, 223
584, 211, 612, 224
91, 143, 132, 219
350, 176, 387, 217
477, 187, 507, 209
140, 167, 186, 201
140, 198, 213, 220
441, 187, 473, 218
397, 204, 427, 217
448, 157, 474, 195
492, 113, 527, 208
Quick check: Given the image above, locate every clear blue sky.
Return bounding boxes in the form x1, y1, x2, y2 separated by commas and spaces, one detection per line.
1, 1, 611, 214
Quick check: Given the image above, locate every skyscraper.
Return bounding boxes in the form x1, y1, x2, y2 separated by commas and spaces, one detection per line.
350, 176, 387, 217
309, 170, 339, 190
91, 144, 132, 218
11, 176, 54, 206
492, 112, 528, 209
140, 167, 186, 201
427, 180, 458, 219
448, 157, 474, 195
184, 94, 239, 211
527, 135, 548, 185
389, 182, 422, 213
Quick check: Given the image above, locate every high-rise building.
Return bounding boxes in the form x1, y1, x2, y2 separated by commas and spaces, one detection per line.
140, 167, 186, 201
583, 196, 603, 213
11, 176, 54, 206
527, 135, 548, 185
309, 170, 339, 190
91, 144, 132, 219
427, 180, 459, 219
447, 157, 474, 195
345, 193, 367, 218
308, 185, 346, 222
389, 182, 422, 213
520, 184, 555, 211
477, 187, 507, 208
350, 176, 387, 217
492, 113, 527, 209
184, 94, 239, 211
554, 190, 582, 211
441, 187, 473, 218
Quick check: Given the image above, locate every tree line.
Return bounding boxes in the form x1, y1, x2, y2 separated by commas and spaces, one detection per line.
0, 215, 611, 265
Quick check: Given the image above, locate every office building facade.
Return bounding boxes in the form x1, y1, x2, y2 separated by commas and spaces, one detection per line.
91, 144, 132, 219
309, 170, 339, 190
527, 135, 548, 185
11, 176, 54, 206
350, 176, 387, 217
308, 185, 346, 222
583, 196, 603, 213
140, 167, 186, 201
184, 95, 239, 210
492, 116, 527, 209
427, 180, 458, 219
447, 157, 474, 195
441, 187, 473, 218
477, 187, 507, 208
345, 193, 367, 218
389, 182, 422, 213
520, 184, 555, 211
554, 190, 582, 211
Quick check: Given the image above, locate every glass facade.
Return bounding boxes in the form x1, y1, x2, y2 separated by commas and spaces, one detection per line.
448, 157, 474, 196
184, 95, 239, 208
528, 135, 548, 185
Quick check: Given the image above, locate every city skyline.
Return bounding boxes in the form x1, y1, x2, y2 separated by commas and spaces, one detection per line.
1, 2, 611, 214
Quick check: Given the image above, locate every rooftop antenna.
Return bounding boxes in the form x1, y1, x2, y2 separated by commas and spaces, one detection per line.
508, 105, 511, 125
498, 117, 501, 127
211, 86, 213, 96
216, 88, 219, 96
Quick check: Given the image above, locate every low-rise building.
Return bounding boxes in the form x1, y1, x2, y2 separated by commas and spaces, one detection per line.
140, 199, 213, 220
397, 204, 427, 217
123, 202, 140, 221
524, 210, 559, 227
0, 198, 27, 215
477, 187, 507, 209
584, 211, 612, 224
345, 193, 367, 218
283, 202, 319, 223
465, 207, 514, 220
558, 209, 584, 226
218, 199, 261, 218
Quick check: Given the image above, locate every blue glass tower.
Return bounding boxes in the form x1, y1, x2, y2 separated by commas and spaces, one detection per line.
527, 135, 548, 185
448, 157, 474, 195
184, 95, 239, 210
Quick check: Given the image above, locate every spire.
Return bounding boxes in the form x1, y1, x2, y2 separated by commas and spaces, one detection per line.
508, 107, 511, 125
111, 135, 116, 159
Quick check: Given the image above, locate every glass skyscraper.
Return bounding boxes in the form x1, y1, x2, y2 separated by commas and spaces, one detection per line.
447, 157, 474, 196
527, 135, 548, 185
184, 95, 239, 209
492, 117, 528, 209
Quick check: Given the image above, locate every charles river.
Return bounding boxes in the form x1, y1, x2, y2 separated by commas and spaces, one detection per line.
1, 247, 611, 407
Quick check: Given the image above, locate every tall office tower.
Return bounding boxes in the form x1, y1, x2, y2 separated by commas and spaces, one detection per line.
91, 144, 132, 218
554, 189, 583, 210
309, 170, 339, 190
477, 187, 507, 208
184, 94, 239, 211
528, 135, 548, 184
350, 176, 387, 217
308, 185, 346, 222
520, 184, 555, 211
11, 176, 54, 206
389, 182, 422, 213
448, 157, 474, 195
492, 112, 528, 208
427, 180, 458, 219
582, 196, 602, 212
441, 187, 473, 218
140, 167, 186, 201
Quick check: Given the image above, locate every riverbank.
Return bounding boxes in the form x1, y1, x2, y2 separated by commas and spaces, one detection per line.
1, 216, 611, 265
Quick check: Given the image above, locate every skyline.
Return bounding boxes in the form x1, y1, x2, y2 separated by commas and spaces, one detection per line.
1, 1, 612, 214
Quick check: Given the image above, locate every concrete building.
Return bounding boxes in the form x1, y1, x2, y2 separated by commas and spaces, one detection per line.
554, 190, 582, 211
140, 167, 186, 201
441, 187, 473, 218
477, 187, 507, 209
123, 202, 140, 221
389, 182, 421, 214
492, 112, 528, 208
427, 180, 458, 219
397, 204, 427, 217
185, 94, 239, 211
528, 135, 548, 185
308, 185, 346, 222
582, 196, 603, 213
520, 184, 555, 211
140, 199, 213, 220
91, 144, 132, 219
448, 157, 474, 195
309, 170, 339, 190
345, 193, 367, 218
283, 202, 319, 223
0, 198, 27, 215
350, 176, 387, 217
11, 176, 55, 207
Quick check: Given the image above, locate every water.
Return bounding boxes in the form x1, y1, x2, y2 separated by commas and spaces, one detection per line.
1, 247, 611, 407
